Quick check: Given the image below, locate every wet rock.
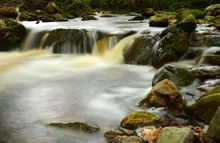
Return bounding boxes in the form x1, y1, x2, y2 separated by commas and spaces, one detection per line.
128, 12, 141, 17
47, 121, 100, 133
120, 111, 158, 130
207, 106, 220, 141
139, 126, 162, 143
142, 8, 156, 19
53, 13, 67, 22
20, 12, 37, 21
197, 47, 220, 66
186, 86, 220, 124
152, 26, 189, 68
0, 7, 18, 18
197, 79, 220, 92
149, 14, 169, 27
156, 127, 194, 143
139, 79, 186, 116
204, 4, 220, 16
81, 15, 97, 21
176, 13, 197, 34
104, 127, 135, 141
152, 64, 195, 89
0, 18, 26, 51
110, 135, 142, 143
44, 2, 60, 14
128, 16, 144, 21
123, 34, 158, 65
189, 65, 220, 79
213, 16, 220, 30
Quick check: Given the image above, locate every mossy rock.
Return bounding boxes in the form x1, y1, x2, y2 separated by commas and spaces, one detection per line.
152, 64, 195, 89
142, 8, 156, 18
149, 14, 169, 27
204, 4, 220, 16
120, 111, 158, 130
53, 13, 67, 21
45, 2, 60, 14
152, 26, 189, 68
47, 121, 100, 133
177, 14, 197, 34
186, 86, 220, 124
207, 106, 220, 141
139, 79, 186, 116
189, 66, 220, 79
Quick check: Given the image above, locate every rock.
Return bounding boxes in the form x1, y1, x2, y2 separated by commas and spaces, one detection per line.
177, 14, 197, 34
142, 8, 156, 18
0, 7, 18, 18
214, 16, 220, 30
151, 26, 189, 68
128, 12, 141, 17
104, 127, 135, 141
120, 111, 158, 130
81, 15, 97, 21
190, 9, 205, 19
20, 12, 37, 21
128, 16, 144, 21
139, 79, 186, 116
156, 127, 194, 143
186, 86, 220, 124
149, 14, 169, 27
100, 14, 115, 17
204, 4, 220, 16
53, 13, 67, 21
0, 18, 26, 51
197, 79, 220, 92
123, 34, 158, 65
152, 64, 195, 89
197, 47, 220, 66
207, 106, 220, 141
110, 135, 142, 143
44, 2, 60, 14
189, 65, 220, 79
47, 121, 100, 133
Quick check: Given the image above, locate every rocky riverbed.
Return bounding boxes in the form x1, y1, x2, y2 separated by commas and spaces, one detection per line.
1, 1, 220, 143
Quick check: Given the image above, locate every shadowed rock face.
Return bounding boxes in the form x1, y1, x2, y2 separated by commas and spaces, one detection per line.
0, 18, 26, 51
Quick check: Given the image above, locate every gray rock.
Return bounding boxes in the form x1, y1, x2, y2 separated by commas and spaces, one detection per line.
189, 65, 220, 79
152, 64, 195, 89
104, 127, 135, 141
156, 127, 194, 143
208, 106, 220, 141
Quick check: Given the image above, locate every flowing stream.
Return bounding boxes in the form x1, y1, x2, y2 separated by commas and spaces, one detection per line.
0, 15, 163, 143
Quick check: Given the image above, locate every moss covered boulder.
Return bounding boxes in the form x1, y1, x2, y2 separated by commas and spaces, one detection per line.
139, 79, 186, 116
0, 18, 26, 51
142, 8, 156, 19
204, 4, 220, 16
123, 34, 158, 65
156, 127, 194, 143
186, 86, 220, 124
152, 64, 195, 89
207, 106, 220, 141
149, 14, 169, 27
120, 111, 158, 130
177, 13, 197, 34
151, 26, 189, 68
47, 121, 100, 133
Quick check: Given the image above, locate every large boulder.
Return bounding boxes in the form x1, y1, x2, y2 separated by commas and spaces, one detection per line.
204, 4, 220, 16
149, 14, 169, 27
176, 12, 197, 34
152, 64, 195, 89
207, 106, 220, 141
156, 127, 194, 143
0, 18, 26, 51
139, 79, 186, 116
123, 34, 158, 65
151, 26, 189, 68
120, 111, 158, 130
186, 86, 220, 124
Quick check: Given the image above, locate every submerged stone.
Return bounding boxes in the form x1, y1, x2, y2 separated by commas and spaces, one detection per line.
186, 86, 220, 124
47, 121, 100, 133
104, 127, 135, 141
207, 106, 220, 141
152, 64, 195, 89
120, 111, 158, 130
139, 79, 186, 116
156, 127, 194, 143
